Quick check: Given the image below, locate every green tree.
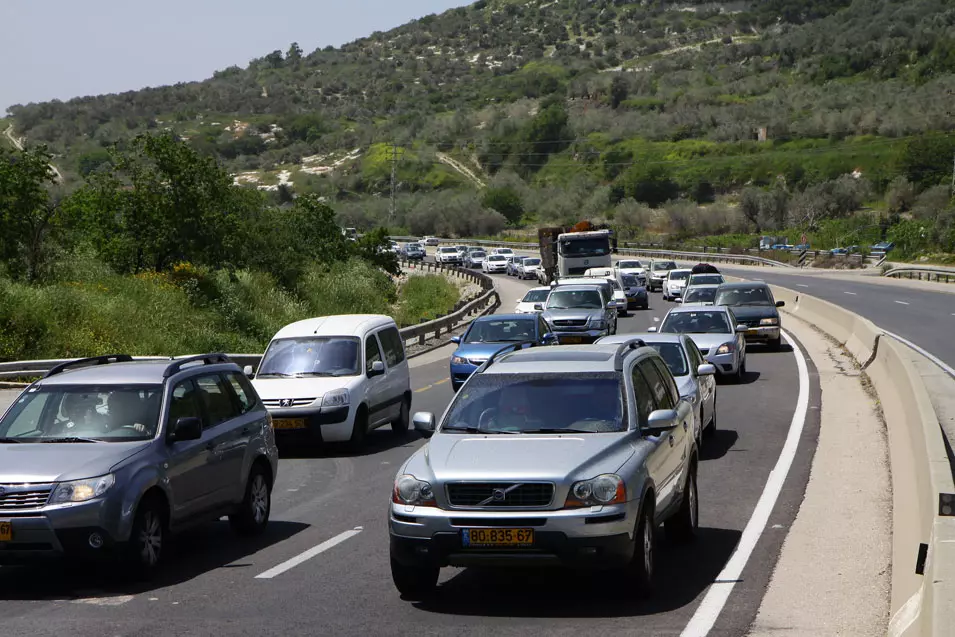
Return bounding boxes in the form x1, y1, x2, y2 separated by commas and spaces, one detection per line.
481, 186, 524, 224
351, 226, 400, 276
0, 145, 62, 280
609, 75, 628, 109
898, 133, 955, 188
518, 98, 569, 175
620, 163, 680, 208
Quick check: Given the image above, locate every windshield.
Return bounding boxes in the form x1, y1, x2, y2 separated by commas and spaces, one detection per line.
649, 343, 689, 377
471, 251, 486, 258
258, 336, 360, 377
715, 286, 774, 307
690, 274, 723, 285
0, 385, 162, 442
619, 261, 643, 269
496, 248, 513, 254
661, 310, 731, 334
464, 319, 537, 343
522, 258, 541, 266
439, 247, 457, 254
488, 255, 506, 262
668, 271, 690, 281
546, 289, 603, 309
441, 373, 626, 434
621, 274, 639, 287
522, 289, 550, 303
653, 262, 675, 272
558, 237, 610, 258
684, 287, 717, 304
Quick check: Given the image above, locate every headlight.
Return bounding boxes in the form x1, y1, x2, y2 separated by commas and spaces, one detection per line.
715, 343, 734, 355
760, 317, 778, 326
589, 318, 606, 329
322, 388, 349, 408
565, 474, 626, 508
392, 474, 436, 506
50, 474, 115, 504
451, 356, 468, 365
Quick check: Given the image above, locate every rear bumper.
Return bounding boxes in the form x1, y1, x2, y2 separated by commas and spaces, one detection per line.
740, 326, 780, 342
553, 330, 607, 344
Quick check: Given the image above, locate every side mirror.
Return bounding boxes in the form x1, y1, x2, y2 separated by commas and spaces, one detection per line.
644, 409, 679, 435
534, 303, 544, 311
776, 300, 785, 308
675, 298, 683, 303
243, 364, 255, 379
697, 364, 716, 376
736, 324, 749, 332
368, 360, 385, 377
542, 332, 557, 344
412, 412, 435, 438
170, 416, 202, 443
450, 336, 461, 344
647, 326, 658, 333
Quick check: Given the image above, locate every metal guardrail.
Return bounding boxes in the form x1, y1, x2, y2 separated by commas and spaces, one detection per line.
883, 265, 955, 284
0, 261, 500, 382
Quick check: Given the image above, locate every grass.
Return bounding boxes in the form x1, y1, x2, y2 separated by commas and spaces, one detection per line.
0, 256, 463, 361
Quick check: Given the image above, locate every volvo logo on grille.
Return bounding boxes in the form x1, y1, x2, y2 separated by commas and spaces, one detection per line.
491, 489, 506, 501
478, 484, 522, 506
279, 399, 293, 408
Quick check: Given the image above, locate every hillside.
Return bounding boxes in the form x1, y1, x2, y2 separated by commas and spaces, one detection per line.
7, 0, 955, 248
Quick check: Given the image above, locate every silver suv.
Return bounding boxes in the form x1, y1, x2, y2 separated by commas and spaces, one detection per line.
389, 340, 698, 598
0, 354, 279, 576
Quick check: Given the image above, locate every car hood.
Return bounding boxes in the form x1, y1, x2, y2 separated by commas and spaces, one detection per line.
252, 376, 354, 400
453, 342, 531, 362
421, 433, 636, 481
0, 441, 152, 483
542, 308, 602, 322
724, 305, 778, 321
681, 332, 736, 350
514, 302, 540, 313
667, 279, 688, 287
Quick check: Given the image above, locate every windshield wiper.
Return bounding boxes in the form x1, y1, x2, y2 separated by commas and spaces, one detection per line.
257, 372, 295, 378
0, 437, 22, 444
441, 426, 518, 435
521, 428, 600, 434
41, 436, 104, 443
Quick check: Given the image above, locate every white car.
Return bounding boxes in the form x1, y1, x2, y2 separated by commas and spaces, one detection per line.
515, 286, 551, 313
583, 275, 630, 316
681, 284, 720, 306
492, 247, 515, 257
249, 314, 411, 449
663, 268, 692, 302
516, 257, 542, 280
422, 236, 441, 246
687, 273, 725, 287
615, 259, 647, 285
436, 246, 462, 265
483, 254, 508, 273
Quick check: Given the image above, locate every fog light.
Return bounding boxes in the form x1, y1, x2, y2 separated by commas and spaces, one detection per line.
415, 546, 430, 555
579, 547, 597, 555
88, 532, 104, 549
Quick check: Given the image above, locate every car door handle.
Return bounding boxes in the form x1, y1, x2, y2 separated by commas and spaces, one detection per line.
668, 435, 674, 447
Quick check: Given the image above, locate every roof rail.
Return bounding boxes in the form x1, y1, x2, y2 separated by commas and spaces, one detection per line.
477, 340, 539, 372
163, 353, 233, 378
613, 338, 647, 371
44, 354, 136, 378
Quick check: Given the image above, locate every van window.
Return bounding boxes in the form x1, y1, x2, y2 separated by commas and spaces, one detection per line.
378, 326, 406, 366
365, 334, 383, 372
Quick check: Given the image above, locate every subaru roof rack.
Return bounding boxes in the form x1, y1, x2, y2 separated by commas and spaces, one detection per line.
613, 338, 647, 371
163, 353, 233, 378
45, 354, 135, 378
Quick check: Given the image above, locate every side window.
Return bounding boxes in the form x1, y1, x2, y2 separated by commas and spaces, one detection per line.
365, 334, 383, 372
378, 326, 406, 367
630, 365, 657, 427
638, 359, 675, 410
2, 391, 54, 437
169, 380, 202, 428
225, 372, 257, 415
685, 339, 702, 372
652, 358, 681, 407
539, 315, 549, 337
195, 374, 239, 428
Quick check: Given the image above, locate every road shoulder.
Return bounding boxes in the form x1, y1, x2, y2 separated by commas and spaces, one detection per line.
747, 315, 891, 636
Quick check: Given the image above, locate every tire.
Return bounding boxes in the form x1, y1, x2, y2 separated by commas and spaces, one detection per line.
734, 357, 746, 383
665, 466, 698, 544
625, 499, 655, 595
122, 496, 166, 578
392, 395, 410, 435
229, 464, 272, 536
705, 397, 717, 436
768, 336, 782, 352
349, 406, 369, 450
391, 554, 439, 599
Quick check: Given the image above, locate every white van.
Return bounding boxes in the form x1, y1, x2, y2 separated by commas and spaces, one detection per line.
247, 314, 411, 449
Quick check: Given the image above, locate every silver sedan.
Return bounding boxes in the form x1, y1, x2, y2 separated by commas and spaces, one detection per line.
648, 305, 748, 383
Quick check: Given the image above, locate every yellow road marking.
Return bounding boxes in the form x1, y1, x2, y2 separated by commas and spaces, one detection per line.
414, 378, 451, 393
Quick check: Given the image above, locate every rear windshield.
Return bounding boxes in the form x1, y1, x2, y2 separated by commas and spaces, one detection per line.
619, 261, 642, 269
715, 286, 774, 307
546, 289, 603, 309
621, 274, 639, 287
258, 336, 360, 377
661, 310, 731, 334
522, 258, 541, 266
471, 251, 486, 258
439, 247, 457, 253
488, 255, 506, 262
653, 262, 676, 271
441, 373, 626, 434
690, 274, 723, 285
0, 385, 163, 442
668, 271, 690, 281
522, 289, 550, 303
683, 287, 717, 304
464, 319, 537, 343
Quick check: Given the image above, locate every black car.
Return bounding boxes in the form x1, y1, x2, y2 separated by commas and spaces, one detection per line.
691, 263, 720, 275
713, 282, 785, 351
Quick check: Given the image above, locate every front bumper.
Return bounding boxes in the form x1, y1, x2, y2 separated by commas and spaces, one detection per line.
389, 503, 635, 569
450, 363, 480, 390
666, 287, 685, 298
740, 326, 780, 342
265, 405, 352, 443
707, 351, 740, 375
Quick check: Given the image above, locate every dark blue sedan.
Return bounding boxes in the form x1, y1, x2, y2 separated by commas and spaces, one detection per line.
449, 314, 555, 391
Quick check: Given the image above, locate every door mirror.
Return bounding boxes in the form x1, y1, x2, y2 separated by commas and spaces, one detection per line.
450, 336, 461, 344
170, 416, 202, 443
644, 409, 679, 435
243, 364, 255, 379
675, 298, 683, 303
647, 326, 658, 333
736, 324, 749, 332
368, 360, 386, 377
776, 300, 785, 308
542, 332, 557, 344
697, 363, 717, 376
534, 303, 544, 311
412, 412, 435, 438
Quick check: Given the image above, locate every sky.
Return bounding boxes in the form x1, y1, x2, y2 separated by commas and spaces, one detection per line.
0, 0, 470, 114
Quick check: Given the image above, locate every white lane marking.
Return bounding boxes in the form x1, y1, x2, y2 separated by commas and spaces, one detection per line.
894, 300, 909, 305
887, 589, 922, 637
255, 528, 363, 579
653, 317, 660, 322
882, 330, 955, 379
71, 595, 134, 606
844, 291, 857, 295
796, 284, 809, 288
681, 328, 810, 637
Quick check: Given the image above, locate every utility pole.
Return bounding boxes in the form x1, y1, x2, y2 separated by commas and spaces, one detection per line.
390, 143, 398, 219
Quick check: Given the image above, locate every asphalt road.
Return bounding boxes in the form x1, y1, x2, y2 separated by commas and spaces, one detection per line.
0, 269, 820, 637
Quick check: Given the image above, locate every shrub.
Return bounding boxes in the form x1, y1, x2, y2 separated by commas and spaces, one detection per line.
393, 274, 461, 327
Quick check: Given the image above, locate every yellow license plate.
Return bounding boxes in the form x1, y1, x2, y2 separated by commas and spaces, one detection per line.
462, 528, 534, 548
560, 335, 584, 344
272, 418, 307, 430
0, 521, 11, 542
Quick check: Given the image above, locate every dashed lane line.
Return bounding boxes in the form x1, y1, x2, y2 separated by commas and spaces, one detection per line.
894, 300, 910, 305
796, 284, 809, 288
255, 527, 363, 579
844, 291, 857, 295
414, 378, 449, 394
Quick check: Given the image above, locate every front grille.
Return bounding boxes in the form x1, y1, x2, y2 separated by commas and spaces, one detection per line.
262, 398, 317, 408
467, 358, 488, 366
446, 482, 555, 508
568, 266, 588, 275
739, 319, 761, 328
0, 485, 53, 510
553, 319, 587, 327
